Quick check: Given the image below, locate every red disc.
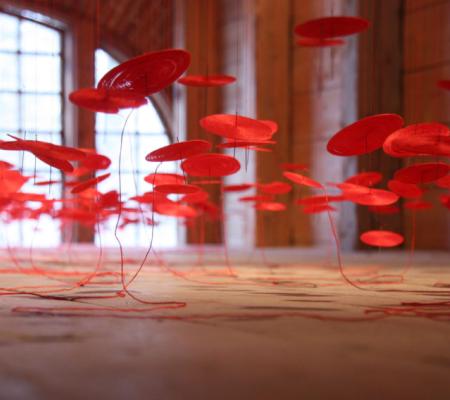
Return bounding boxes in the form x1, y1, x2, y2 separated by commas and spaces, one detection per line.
296, 37, 345, 47
255, 202, 286, 211
71, 173, 110, 194
80, 152, 111, 170
258, 181, 292, 195
144, 173, 185, 186
436, 174, 450, 189
387, 180, 423, 199
280, 162, 308, 171
294, 16, 370, 39
181, 153, 240, 177
200, 114, 273, 141
368, 205, 400, 214
394, 162, 450, 184
345, 171, 382, 187
296, 195, 345, 205
0, 160, 13, 170
437, 80, 450, 90
178, 74, 236, 87
154, 184, 200, 195
154, 202, 197, 218
339, 183, 399, 206
179, 190, 209, 204
146, 140, 211, 162
223, 183, 253, 192
404, 200, 432, 211
98, 49, 191, 96
327, 114, 404, 156
283, 171, 323, 189
239, 195, 273, 202
360, 230, 404, 247
383, 122, 450, 158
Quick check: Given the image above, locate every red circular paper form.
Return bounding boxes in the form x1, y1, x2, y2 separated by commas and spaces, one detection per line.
146, 140, 211, 162
394, 162, 450, 184
360, 230, 404, 247
178, 74, 236, 87
294, 16, 370, 39
181, 154, 240, 177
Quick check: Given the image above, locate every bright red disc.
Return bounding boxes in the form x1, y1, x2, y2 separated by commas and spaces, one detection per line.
283, 171, 323, 189
98, 49, 191, 96
258, 181, 292, 195
181, 153, 240, 177
294, 16, 370, 39
360, 230, 404, 247
383, 122, 450, 158
154, 184, 200, 195
394, 162, 450, 184
146, 140, 211, 162
80, 152, 111, 171
154, 202, 198, 218
71, 173, 110, 194
345, 171, 382, 187
178, 74, 236, 87
296, 37, 345, 47
179, 190, 209, 204
255, 202, 286, 212
200, 114, 273, 141
436, 174, 450, 189
144, 173, 185, 186
327, 114, 404, 156
339, 183, 399, 206
387, 180, 423, 199
222, 184, 253, 192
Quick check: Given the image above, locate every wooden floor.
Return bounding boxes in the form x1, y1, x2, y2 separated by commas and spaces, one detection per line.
0, 246, 449, 400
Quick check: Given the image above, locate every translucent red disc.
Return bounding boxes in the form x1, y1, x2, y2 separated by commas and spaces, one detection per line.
222, 184, 253, 192
394, 162, 450, 184
387, 180, 423, 199
200, 114, 273, 141
294, 16, 370, 39
239, 195, 273, 202
179, 190, 209, 204
144, 173, 185, 186
327, 114, 404, 156
360, 230, 404, 247
404, 200, 432, 211
344, 171, 382, 187
71, 173, 110, 194
98, 49, 191, 96
146, 140, 211, 162
154, 202, 198, 218
258, 181, 292, 195
436, 174, 450, 189
181, 153, 240, 177
339, 183, 399, 206
283, 171, 323, 189
178, 74, 236, 87
255, 202, 286, 211
80, 152, 111, 171
154, 184, 200, 195
296, 38, 345, 47
383, 122, 450, 158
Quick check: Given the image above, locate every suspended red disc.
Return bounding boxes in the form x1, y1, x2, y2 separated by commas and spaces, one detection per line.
69, 88, 147, 113
144, 173, 185, 186
283, 171, 323, 189
404, 200, 432, 211
437, 80, 450, 90
296, 37, 345, 47
387, 180, 423, 199
327, 114, 404, 156
222, 183, 253, 192
178, 74, 236, 87
294, 16, 370, 39
255, 202, 286, 211
154, 202, 198, 218
179, 190, 209, 204
146, 140, 211, 162
296, 194, 345, 205
239, 195, 273, 202
98, 49, 191, 96
200, 114, 273, 141
345, 171, 382, 187
0, 160, 13, 170
360, 230, 404, 247
436, 174, 450, 189
154, 184, 200, 195
440, 194, 450, 209
383, 122, 450, 158
71, 173, 110, 194
302, 204, 336, 214
368, 205, 400, 214
34, 154, 74, 173
394, 162, 450, 184
34, 180, 61, 186
181, 153, 240, 177
338, 183, 399, 206
80, 152, 111, 170
258, 181, 292, 195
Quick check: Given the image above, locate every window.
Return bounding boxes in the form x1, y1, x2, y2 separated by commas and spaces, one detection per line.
94, 49, 178, 247
0, 12, 63, 247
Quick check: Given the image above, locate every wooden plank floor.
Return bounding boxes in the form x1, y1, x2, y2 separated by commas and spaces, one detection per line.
0, 247, 449, 400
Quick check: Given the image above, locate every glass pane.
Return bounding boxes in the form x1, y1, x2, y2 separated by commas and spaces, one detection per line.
0, 13, 19, 51
136, 104, 165, 134
0, 53, 18, 90
20, 20, 60, 54
21, 94, 61, 131
0, 93, 19, 130
21, 54, 61, 92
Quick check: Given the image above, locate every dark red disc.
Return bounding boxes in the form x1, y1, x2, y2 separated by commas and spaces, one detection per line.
144, 173, 185, 186
345, 171, 382, 187
280, 162, 308, 171
404, 200, 432, 211
296, 37, 345, 47
360, 230, 404, 247
383, 122, 450, 158
258, 181, 292, 195
368, 205, 400, 214
222, 183, 253, 192
437, 80, 450, 91
387, 180, 423, 199
178, 74, 236, 87
394, 162, 450, 184
98, 49, 191, 96
71, 173, 110, 194
154, 184, 200, 195
181, 153, 240, 177
294, 16, 370, 39
283, 171, 323, 189
327, 114, 404, 156
255, 202, 286, 212
339, 183, 399, 206
200, 114, 273, 141
146, 140, 211, 162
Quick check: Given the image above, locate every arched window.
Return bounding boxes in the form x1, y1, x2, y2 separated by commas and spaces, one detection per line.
94, 49, 179, 247
0, 11, 63, 247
